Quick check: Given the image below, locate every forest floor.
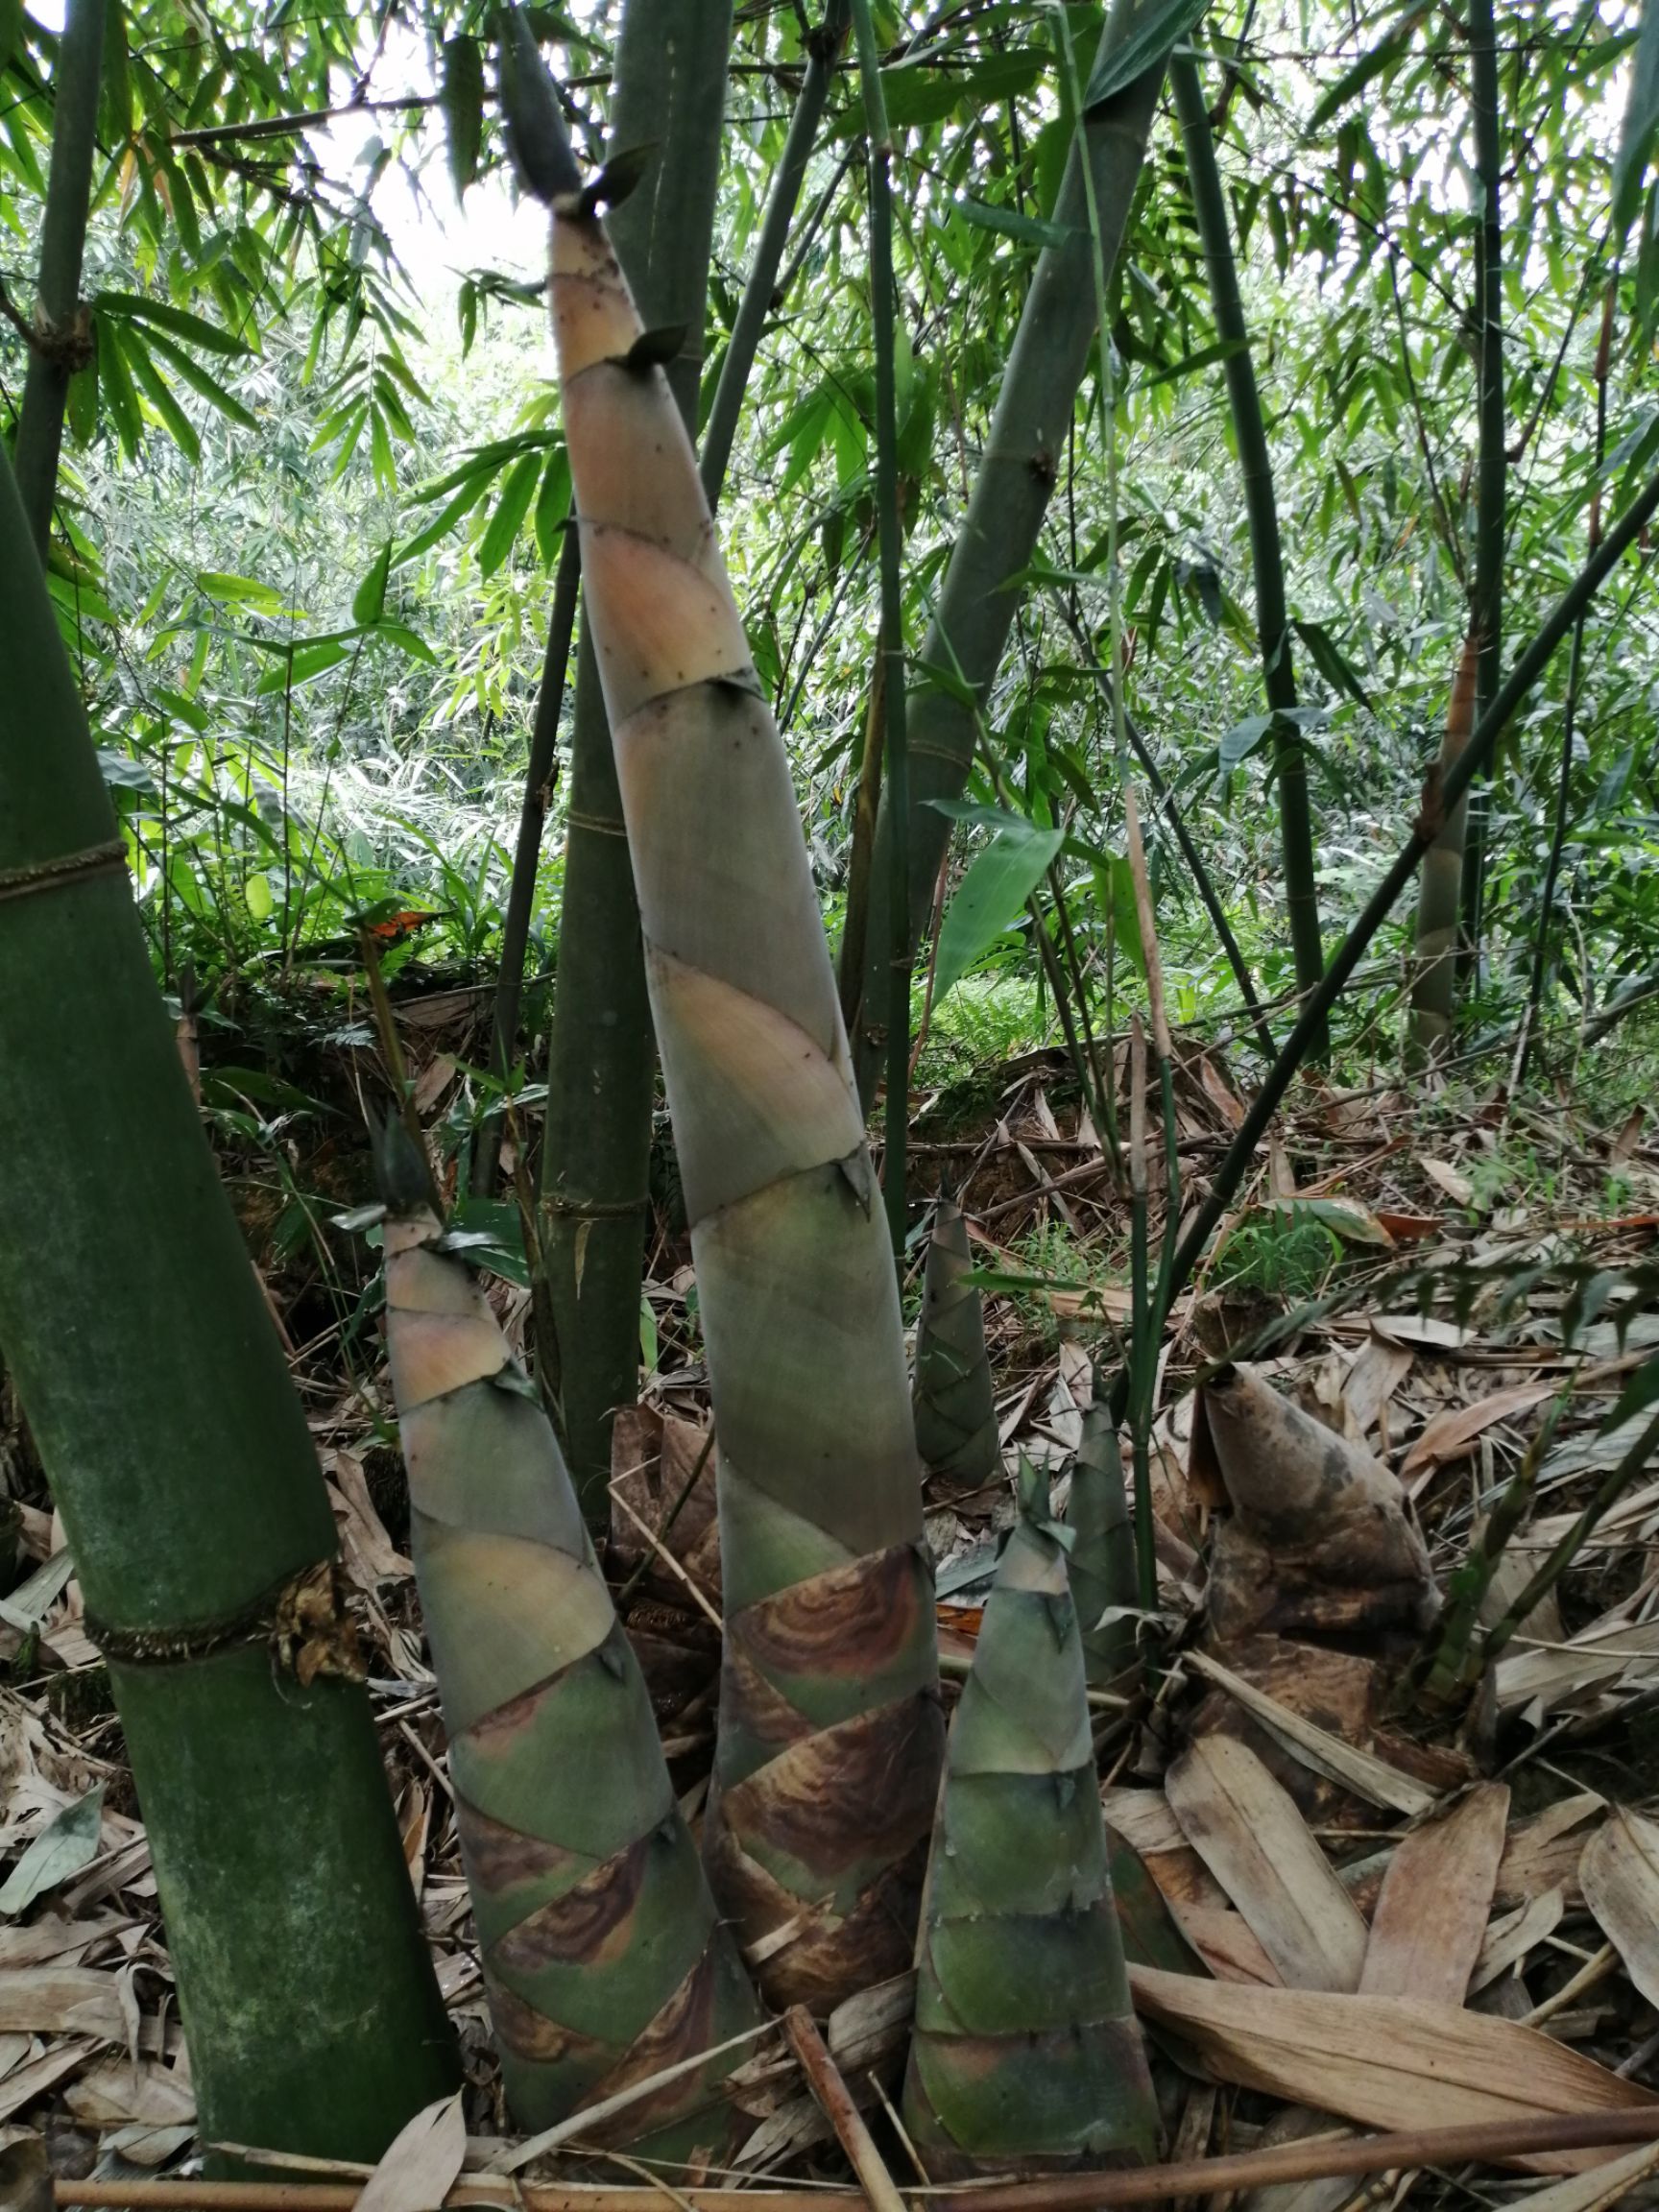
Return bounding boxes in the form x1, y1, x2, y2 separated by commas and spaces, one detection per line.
5, 974, 1659, 2206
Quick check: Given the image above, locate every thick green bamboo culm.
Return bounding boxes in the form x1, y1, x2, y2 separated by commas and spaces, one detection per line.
846, 0, 1172, 1109
1170, 50, 1324, 1046
0, 446, 458, 2161
913, 1197, 999, 1492
13, 0, 105, 554
902, 1469, 1160, 2176
537, 0, 733, 1525
381, 1204, 761, 2149
1066, 1397, 1140, 1690
700, 0, 850, 513
511, 23, 943, 2011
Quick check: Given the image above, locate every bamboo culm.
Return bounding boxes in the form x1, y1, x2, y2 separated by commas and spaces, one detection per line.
1170, 51, 1324, 1045
13, 0, 105, 553
510, 23, 943, 2012
700, 2, 851, 512
0, 443, 459, 2164
847, 0, 1171, 1109
536, 0, 733, 1525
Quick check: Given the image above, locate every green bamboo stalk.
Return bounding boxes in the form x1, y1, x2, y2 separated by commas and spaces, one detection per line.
536, 0, 733, 1525
1167, 456, 1659, 1308
1517, 281, 1612, 1084
13, 0, 105, 554
1456, 0, 1507, 974
1170, 51, 1324, 1046
0, 445, 458, 2162
902, 1465, 1159, 2176
850, 0, 912, 1258
471, 527, 581, 1200
913, 1196, 999, 1492
846, 0, 1174, 1109
510, 19, 942, 2011
1067, 1395, 1139, 1690
1407, 627, 1478, 1068
1125, 1017, 1155, 1615
700, 1, 851, 513
380, 1191, 761, 2149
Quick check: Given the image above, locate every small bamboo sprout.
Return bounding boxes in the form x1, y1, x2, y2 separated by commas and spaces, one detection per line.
1066, 1396, 1141, 1691
506, 21, 942, 2012
902, 1465, 1160, 2176
913, 1197, 999, 1492
382, 1201, 760, 2151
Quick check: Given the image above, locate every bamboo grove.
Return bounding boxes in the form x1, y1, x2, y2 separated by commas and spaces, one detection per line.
2, 0, 1659, 2182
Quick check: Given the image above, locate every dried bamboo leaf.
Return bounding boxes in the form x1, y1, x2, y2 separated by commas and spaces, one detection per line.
1166, 1739, 1367, 1991
1580, 1808, 1659, 2012
1128, 1968, 1657, 2173
1359, 1785, 1509, 2007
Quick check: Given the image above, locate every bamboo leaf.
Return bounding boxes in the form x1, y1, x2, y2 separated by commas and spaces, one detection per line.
1616, 0, 1659, 240
441, 36, 485, 199
352, 542, 392, 628
1308, 6, 1428, 130
933, 822, 1064, 1002
953, 195, 1070, 251
355, 2093, 466, 2212
477, 450, 541, 576
97, 290, 249, 356
1084, 0, 1209, 110
0, 1787, 105, 1916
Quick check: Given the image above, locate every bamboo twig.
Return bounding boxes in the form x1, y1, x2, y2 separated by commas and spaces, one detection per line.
781, 2008, 907, 2212
54, 2109, 1659, 2212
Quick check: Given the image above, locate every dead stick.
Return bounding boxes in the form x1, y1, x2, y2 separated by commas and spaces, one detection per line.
51, 2109, 1659, 2212
781, 2006, 908, 2212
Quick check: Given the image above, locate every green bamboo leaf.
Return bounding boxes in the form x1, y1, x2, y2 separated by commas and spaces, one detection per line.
196, 571, 293, 614
0, 1787, 105, 1915
1293, 617, 1375, 711
353, 542, 392, 627
245, 872, 274, 922
94, 312, 143, 458
395, 471, 498, 567
1084, 0, 1208, 110
441, 36, 485, 198
478, 451, 541, 576
533, 444, 572, 566
933, 823, 1065, 1002
1308, 6, 1427, 131
100, 0, 132, 141
953, 195, 1070, 251
120, 328, 200, 462
140, 328, 258, 430
97, 290, 249, 356
865, 48, 1046, 132
1616, 0, 1659, 241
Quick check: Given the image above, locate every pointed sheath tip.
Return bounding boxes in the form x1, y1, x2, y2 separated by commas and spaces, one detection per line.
373, 1111, 443, 1222
498, 9, 582, 206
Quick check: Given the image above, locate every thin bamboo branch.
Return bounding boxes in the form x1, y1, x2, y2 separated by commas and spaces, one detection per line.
1170, 48, 1324, 1044
1516, 277, 1612, 1085
701, 2, 850, 510
471, 528, 581, 1198
14, 0, 106, 553
54, 2108, 1659, 2212
1167, 458, 1659, 1307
